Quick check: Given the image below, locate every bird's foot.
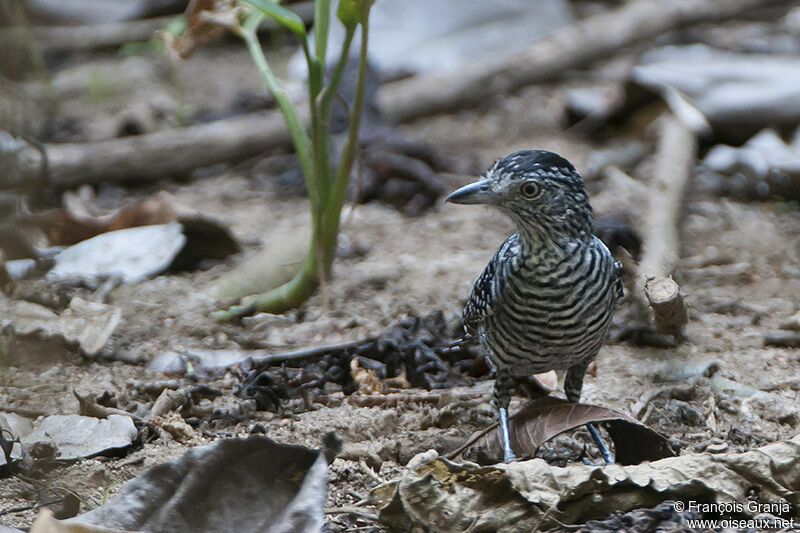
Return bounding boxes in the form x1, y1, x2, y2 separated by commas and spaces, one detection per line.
503, 448, 519, 463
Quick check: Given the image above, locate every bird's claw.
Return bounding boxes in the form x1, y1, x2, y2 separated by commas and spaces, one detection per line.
503, 449, 519, 463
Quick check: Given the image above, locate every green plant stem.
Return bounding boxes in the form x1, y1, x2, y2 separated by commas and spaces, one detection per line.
304, 36, 327, 202
215, 7, 369, 321
314, 0, 331, 63
314, 27, 355, 214
326, 21, 369, 237
319, 26, 355, 120
237, 13, 316, 206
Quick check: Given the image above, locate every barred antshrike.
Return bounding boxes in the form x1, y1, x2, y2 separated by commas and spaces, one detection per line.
447, 150, 622, 463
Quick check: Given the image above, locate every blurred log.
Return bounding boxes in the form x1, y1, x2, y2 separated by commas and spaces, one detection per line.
0, 17, 175, 53
379, 0, 784, 122
22, 0, 189, 24
0, 3, 314, 54
6, 110, 293, 190
636, 115, 696, 338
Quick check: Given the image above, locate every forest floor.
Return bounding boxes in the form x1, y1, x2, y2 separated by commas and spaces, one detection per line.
2, 41, 800, 531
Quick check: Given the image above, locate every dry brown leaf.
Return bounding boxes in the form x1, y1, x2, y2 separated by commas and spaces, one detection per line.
533, 370, 558, 391
153, 412, 201, 444
383, 368, 411, 389
22, 414, 137, 461
372, 435, 800, 531
350, 358, 383, 395
67, 435, 334, 532
27, 190, 238, 280
1, 295, 121, 359
464, 396, 674, 465
150, 388, 188, 418
162, 0, 241, 61
24, 190, 179, 246
73, 390, 144, 422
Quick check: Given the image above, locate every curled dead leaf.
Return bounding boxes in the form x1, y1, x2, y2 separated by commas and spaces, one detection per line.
24, 189, 202, 247
162, 0, 241, 61
532, 370, 558, 392
460, 396, 674, 465
1, 296, 121, 359
350, 358, 382, 395
153, 412, 201, 444
62, 435, 337, 533
383, 368, 411, 390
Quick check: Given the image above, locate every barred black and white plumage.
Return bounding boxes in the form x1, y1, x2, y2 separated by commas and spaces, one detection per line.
447, 150, 622, 463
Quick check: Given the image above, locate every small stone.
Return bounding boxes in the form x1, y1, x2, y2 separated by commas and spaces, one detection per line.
780, 311, 800, 331
706, 442, 729, 454
648, 399, 705, 428
746, 393, 799, 426
241, 312, 292, 332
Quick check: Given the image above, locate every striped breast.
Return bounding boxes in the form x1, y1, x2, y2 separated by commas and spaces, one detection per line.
479, 235, 619, 375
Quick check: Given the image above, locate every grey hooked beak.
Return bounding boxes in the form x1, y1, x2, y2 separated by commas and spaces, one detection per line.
445, 178, 498, 205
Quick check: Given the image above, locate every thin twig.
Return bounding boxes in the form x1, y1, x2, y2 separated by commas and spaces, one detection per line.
0, 405, 46, 418
532, 501, 559, 532
444, 421, 499, 460
325, 506, 379, 521
761, 377, 800, 392
532, 499, 583, 531
346, 489, 365, 501
248, 337, 374, 369
0, 498, 62, 517
359, 458, 384, 484
348, 389, 485, 408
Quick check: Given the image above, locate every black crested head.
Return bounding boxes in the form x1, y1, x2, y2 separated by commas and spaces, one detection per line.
488, 150, 592, 244
494, 150, 575, 176
488, 150, 584, 195
446, 149, 593, 244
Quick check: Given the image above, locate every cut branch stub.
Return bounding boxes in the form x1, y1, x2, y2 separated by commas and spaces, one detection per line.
644, 275, 688, 337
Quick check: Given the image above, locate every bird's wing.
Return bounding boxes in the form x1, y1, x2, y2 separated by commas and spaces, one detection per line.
613, 259, 625, 306
593, 235, 625, 307
463, 234, 519, 334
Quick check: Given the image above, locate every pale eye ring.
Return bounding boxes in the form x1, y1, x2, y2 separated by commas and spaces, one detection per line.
520, 181, 541, 198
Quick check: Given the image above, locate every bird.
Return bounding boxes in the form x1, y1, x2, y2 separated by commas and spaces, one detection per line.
446, 149, 623, 463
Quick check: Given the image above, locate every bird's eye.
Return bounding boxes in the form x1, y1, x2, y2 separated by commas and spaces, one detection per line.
520, 181, 541, 199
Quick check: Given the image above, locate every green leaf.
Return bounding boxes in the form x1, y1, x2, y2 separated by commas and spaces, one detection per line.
244, 0, 306, 36
336, 0, 374, 28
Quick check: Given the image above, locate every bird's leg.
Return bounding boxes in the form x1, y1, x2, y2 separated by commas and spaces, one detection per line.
585, 423, 614, 464
565, 362, 615, 464
494, 370, 516, 462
